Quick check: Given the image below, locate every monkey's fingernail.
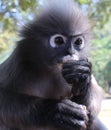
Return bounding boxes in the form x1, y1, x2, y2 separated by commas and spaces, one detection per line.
83, 106, 87, 110
80, 105, 87, 110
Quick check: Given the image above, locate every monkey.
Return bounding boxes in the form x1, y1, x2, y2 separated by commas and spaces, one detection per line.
0, 0, 107, 130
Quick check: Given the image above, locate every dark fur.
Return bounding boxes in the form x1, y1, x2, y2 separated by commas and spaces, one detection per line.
0, 0, 107, 130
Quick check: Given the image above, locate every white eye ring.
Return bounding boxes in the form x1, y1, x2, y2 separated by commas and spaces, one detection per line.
50, 34, 66, 48
72, 36, 85, 49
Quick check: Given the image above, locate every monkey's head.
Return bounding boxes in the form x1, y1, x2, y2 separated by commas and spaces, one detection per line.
19, 0, 91, 73
15, 0, 93, 100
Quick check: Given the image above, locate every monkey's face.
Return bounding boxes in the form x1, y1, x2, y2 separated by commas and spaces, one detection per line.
45, 33, 85, 69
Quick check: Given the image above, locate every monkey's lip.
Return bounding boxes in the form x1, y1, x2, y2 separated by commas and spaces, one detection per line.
62, 55, 79, 63
57, 55, 79, 70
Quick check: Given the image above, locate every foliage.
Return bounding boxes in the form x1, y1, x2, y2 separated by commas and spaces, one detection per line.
0, 0, 38, 62
77, 0, 91, 4
104, 61, 111, 82
0, 31, 16, 62
0, 0, 37, 31
90, 1, 111, 28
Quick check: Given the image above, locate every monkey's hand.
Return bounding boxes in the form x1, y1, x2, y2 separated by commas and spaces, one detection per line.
39, 99, 88, 130
62, 59, 92, 95
0, 90, 87, 130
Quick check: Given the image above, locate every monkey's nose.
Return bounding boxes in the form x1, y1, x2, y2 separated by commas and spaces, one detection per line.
68, 43, 76, 56
68, 48, 75, 55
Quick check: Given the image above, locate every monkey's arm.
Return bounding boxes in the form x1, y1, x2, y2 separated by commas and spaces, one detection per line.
62, 59, 107, 130
0, 88, 88, 130
88, 75, 103, 117
62, 59, 103, 116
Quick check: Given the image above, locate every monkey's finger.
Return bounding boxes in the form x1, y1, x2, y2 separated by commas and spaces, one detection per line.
57, 101, 88, 122
62, 66, 91, 75
62, 68, 72, 75
58, 100, 88, 114
64, 73, 90, 84
63, 73, 81, 83
54, 114, 87, 130
62, 99, 87, 110
80, 74, 91, 82
74, 66, 91, 74
74, 60, 92, 68
63, 60, 91, 68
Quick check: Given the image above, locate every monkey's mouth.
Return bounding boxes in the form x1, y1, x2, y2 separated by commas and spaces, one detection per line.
62, 55, 79, 63
57, 54, 79, 63
57, 54, 79, 70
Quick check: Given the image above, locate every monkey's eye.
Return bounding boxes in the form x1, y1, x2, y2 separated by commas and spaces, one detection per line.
50, 34, 66, 48
72, 36, 85, 50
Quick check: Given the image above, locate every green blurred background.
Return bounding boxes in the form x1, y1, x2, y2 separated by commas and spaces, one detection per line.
0, 0, 111, 94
